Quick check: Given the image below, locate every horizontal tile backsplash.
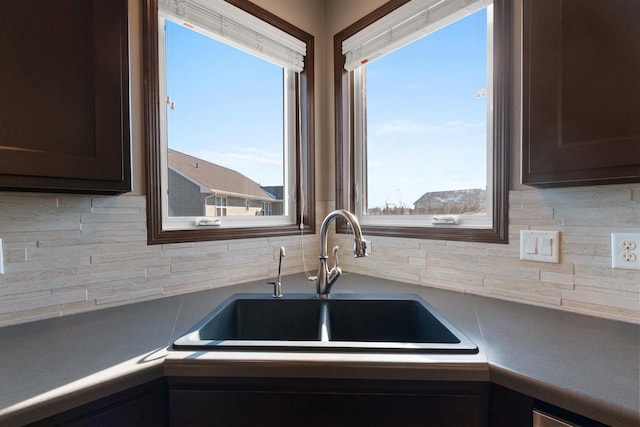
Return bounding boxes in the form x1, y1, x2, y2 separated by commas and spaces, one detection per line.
0, 185, 638, 326
0, 193, 321, 327
339, 184, 640, 324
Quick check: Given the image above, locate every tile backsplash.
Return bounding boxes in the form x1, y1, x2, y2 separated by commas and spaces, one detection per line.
0, 185, 638, 327
339, 184, 640, 324
0, 193, 321, 327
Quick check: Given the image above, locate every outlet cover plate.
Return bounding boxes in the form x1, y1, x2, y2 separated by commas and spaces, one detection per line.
611, 232, 640, 270
520, 230, 560, 263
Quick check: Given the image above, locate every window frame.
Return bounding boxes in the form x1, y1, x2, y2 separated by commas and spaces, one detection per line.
215, 196, 227, 217
334, 0, 510, 243
262, 201, 272, 216
158, 26, 296, 230
143, 0, 315, 244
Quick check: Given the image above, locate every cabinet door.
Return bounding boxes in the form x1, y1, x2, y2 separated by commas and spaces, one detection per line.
489, 384, 533, 427
522, 0, 640, 187
0, 0, 131, 194
170, 390, 488, 427
168, 378, 489, 427
27, 379, 167, 427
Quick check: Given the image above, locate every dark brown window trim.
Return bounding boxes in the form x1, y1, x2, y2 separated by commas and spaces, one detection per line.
142, 0, 315, 244
334, 0, 510, 244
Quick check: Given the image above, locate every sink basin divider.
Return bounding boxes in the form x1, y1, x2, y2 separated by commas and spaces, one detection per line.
318, 302, 331, 342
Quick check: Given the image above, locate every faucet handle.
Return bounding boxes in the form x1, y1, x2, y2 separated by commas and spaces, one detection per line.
326, 245, 342, 290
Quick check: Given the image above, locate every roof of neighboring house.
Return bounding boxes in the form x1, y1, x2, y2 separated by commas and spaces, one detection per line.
168, 149, 277, 201
413, 188, 486, 207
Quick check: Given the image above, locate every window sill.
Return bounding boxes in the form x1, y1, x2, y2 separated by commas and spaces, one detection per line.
340, 223, 507, 244
149, 224, 314, 245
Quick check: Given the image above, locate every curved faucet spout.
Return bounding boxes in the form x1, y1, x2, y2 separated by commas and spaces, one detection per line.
316, 209, 367, 297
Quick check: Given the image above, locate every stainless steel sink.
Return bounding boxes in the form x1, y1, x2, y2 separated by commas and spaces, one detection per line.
172, 293, 478, 354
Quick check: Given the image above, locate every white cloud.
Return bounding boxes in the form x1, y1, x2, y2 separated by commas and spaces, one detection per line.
192, 146, 283, 185
402, 82, 423, 90
370, 119, 432, 135
370, 119, 485, 136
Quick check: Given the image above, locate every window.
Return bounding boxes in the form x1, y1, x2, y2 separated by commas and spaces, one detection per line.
262, 201, 272, 216
162, 20, 289, 225
143, 0, 315, 244
335, 0, 509, 243
214, 196, 227, 216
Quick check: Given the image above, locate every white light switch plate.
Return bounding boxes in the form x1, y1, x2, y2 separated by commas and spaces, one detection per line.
520, 230, 560, 263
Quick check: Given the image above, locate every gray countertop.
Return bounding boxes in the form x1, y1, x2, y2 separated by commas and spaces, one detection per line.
0, 274, 638, 426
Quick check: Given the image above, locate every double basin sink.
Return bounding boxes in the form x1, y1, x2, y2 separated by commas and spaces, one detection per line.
173, 293, 477, 354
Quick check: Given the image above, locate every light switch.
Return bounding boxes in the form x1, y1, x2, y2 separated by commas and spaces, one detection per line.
520, 230, 560, 263
525, 236, 537, 254
540, 237, 553, 256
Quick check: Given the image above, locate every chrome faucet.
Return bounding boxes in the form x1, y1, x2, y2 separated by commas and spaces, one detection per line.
316, 209, 367, 297
267, 246, 285, 298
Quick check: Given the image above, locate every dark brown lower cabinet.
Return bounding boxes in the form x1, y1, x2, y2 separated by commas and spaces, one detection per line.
167, 377, 489, 427
489, 384, 534, 427
22, 379, 611, 426
26, 379, 167, 427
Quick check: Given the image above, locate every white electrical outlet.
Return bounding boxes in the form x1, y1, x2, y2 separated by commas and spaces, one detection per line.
611, 233, 640, 270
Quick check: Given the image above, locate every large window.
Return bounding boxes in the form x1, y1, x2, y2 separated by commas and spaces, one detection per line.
335, 0, 509, 243
143, 0, 315, 244
160, 18, 293, 228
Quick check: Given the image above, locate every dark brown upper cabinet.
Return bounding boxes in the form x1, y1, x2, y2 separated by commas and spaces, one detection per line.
522, 0, 640, 187
0, 0, 131, 194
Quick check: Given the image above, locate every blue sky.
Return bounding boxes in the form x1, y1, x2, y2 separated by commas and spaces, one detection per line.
165, 7, 489, 210
365, 8, 489, 208
165, 22, 284, 187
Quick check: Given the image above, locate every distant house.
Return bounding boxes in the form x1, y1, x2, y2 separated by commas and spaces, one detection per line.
413, 189, 486, 215
167, 149, 283, 217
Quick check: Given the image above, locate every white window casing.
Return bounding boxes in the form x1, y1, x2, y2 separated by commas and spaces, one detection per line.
157, 4, 300, 230
342, 0, 492, 72
350, 0, 495, 229
159, 0, 306, 72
